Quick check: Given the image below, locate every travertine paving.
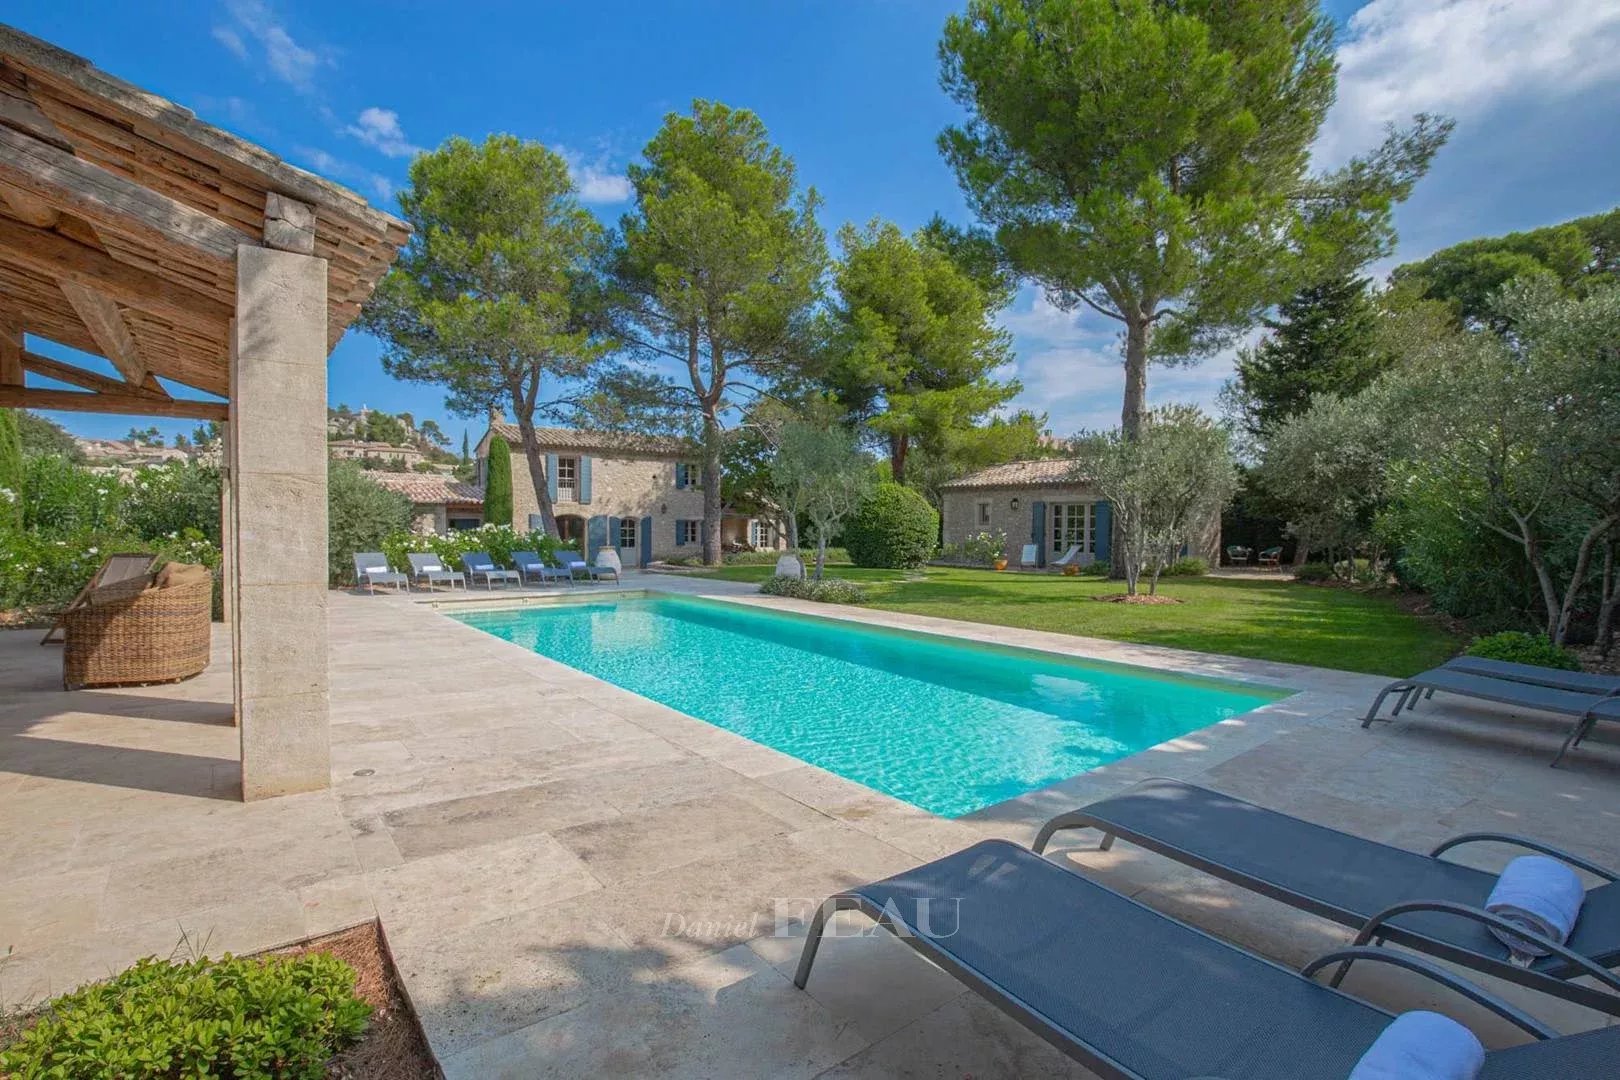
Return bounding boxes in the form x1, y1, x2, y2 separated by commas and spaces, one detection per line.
3, 572, 1618, 1077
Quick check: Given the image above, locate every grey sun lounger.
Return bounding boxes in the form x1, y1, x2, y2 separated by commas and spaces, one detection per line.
1363, 666, 1618, 765
795, 839, 1615, 1079
406, 553, 464, 591
1032, 778, 1620, 1017
352, 552, 409, 594
1438, 655, 1620, 696
460, 551, 520, 589
512, 551, 570, 586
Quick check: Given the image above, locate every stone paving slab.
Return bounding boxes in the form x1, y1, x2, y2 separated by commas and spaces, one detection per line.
4, 571, 1619, 1077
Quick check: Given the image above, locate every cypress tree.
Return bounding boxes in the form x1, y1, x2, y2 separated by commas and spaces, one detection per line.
484, 436, 513, 527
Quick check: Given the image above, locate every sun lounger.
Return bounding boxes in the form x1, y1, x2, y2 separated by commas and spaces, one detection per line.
1018, 543, 1040, 570
1050, 544, 1089, 569
1440, 655, 1620, 696
795, 839, 1608, 1078
512, 550, 570, 586
460, 551, 519, 589
1363, 665, 1618, 765
1031, 778, 1620, 1017
406, 553, 464, 591
352, 552, 409, 594
559, 552, 607, 583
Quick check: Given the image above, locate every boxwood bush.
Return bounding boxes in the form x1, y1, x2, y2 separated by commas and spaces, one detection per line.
1465, 631, 1581, 671
1294, 561, 1335, 582
842, 483, 937, 569
1165, 556, 1209, 577
0, 952, 370, 1079
759, 574, 867, 604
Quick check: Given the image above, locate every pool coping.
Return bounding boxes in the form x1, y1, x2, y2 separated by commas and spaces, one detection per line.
421, 581, 1389, 829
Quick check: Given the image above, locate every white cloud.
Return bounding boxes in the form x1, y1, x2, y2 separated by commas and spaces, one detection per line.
294, 145, 392, 205
1317, 0, 1620, 165
214, 0, 331, 96
344, 107, 421, 159
554, 145, 633, 204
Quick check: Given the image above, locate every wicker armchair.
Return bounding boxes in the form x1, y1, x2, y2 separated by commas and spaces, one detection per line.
62, 565, 213, 689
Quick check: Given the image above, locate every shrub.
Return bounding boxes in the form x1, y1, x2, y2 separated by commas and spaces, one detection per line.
0, 952, 370, 1079
0, 529, 139, 612
759, 574, 867, 604
938, 530, 1007, 566
1465, 631, 1581, 671
1164, 556, 1209, 576
0, 407, 21, 531
328, 462, 412, 584
843, 483, 937, 569
1076, 559, 1111, 577
123, 460, 223, 546
484, 436, 513, 528
19, 453, 124, 535
1294, 561, 1334, 582
379, 523, 577, 574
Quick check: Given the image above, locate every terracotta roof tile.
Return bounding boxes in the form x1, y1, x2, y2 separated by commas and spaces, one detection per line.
940, 458, 1086, 490
489, 423, 691, 457
366, 472, 484, 505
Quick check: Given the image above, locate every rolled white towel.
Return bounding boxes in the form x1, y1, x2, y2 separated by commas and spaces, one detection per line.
1485, 854, 1584, 962
1349, 1011, 1484, 1080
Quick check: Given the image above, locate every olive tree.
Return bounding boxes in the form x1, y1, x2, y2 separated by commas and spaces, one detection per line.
769, 417, 872, 580
1072, 405, 1236, 595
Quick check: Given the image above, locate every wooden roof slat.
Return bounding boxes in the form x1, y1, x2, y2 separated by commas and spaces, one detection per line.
20, 347, 165, 398
0, 124, 252, 267
0, 385, 226, 420
57, 279, 163, 392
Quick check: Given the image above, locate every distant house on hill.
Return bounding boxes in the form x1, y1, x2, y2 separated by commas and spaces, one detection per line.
474, 421, 784, 564
328, 439, 424, 468
365, 472, 484, 534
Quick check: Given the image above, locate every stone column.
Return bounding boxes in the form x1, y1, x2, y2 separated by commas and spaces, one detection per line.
230, 245, 329, 800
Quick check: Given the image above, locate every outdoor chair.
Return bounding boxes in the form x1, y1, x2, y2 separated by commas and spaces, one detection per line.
1257, 546, 1283, 570
353, 553, 409, 594
1031, 778, 1620, 1018
62, 561, 212, 689
1440, 655, 1620, 696
406, 553, 464, 591
795, 838, 1609, 1078
1225, 544, 1252, 566
512, 550, 570, 586
1362, 665, 1620, 765
41, 552, 157, 643
559, 552, 609, 583
1018, 543, 1040, 570
460, 551, 520, 589
593, 549, 623, 582
1050, 544, 1089, 570
775, 553, 805, 579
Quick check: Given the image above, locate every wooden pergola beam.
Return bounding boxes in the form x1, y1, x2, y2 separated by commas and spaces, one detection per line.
20, 348, 166, 399
0, 125, 254, 268
0, 178, 59, 227
0, 384, 225, 419
0, 309, 21, 386
0, 214, 231, 334
56, 279, 163, 393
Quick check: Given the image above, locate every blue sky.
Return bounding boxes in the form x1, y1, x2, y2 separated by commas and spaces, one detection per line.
11, 0, 1620, 446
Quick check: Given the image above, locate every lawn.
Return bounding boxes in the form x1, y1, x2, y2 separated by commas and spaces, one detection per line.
693, 564, 1460, 676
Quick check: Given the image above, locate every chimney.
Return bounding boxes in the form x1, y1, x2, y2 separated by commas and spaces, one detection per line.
488, 406, 504, 426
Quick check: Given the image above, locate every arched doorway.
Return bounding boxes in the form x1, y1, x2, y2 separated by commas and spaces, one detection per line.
556, 515, 585, 546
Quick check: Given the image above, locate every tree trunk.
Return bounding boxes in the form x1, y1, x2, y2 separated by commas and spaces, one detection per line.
889, 432, 908, 486
1553, 516, 1614, 645
1597, 535, 1618, 656
1121, 317, 1149, 439
787, 513, 800, 551
515, 414, 558, 536
815, 532, 828, 581
701, 411, 724, 567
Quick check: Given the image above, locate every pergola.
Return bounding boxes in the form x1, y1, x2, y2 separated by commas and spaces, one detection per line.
0, 25, 409, 798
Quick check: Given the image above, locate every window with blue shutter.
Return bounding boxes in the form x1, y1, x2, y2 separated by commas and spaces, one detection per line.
675, 462, 688, 489
1030, 501, 1047, 567
586, 515, 607, 561
578, 455, 592, 504
1095, 501, 1112, 560
545, 453, 558, 503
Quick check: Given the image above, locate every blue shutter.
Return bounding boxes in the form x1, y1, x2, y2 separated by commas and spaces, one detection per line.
1095, 501, 1112, 561
527, 514, 544, 534
674, 520, 686, 546
1030, 500, 1047, 567
545, 453, 558, 503
607, 515, 621, 551
578, 455, 592, 504
586, 515, 607, 561
640, 515, 653, 567
675, 462, 687, 489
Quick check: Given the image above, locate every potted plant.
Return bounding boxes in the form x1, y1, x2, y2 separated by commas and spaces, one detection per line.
993, 556, 1008, 571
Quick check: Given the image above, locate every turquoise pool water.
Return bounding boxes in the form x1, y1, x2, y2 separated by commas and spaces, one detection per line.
451, 596, 1285, 817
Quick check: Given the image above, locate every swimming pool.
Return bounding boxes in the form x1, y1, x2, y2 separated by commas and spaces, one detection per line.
451, 595, 1287, 817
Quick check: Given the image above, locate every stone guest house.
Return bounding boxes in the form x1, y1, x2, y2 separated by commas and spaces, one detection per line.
940, 460, 1112, 568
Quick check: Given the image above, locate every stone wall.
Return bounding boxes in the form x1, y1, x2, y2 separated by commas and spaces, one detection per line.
942, 483, 1101, 561
505, 451, 706, 562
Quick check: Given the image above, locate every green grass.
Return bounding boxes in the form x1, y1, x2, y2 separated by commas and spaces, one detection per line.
686, 563, 1460, 676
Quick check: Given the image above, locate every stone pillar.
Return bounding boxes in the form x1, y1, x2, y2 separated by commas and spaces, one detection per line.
230, 245, 329, 800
